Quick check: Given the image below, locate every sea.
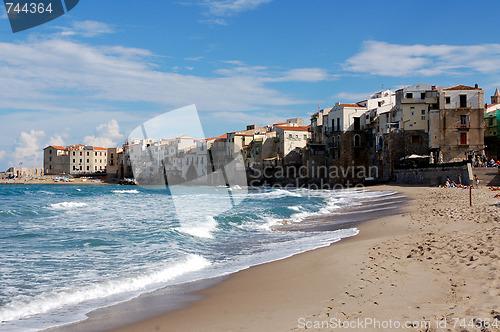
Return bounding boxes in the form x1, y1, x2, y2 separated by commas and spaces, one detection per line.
0, 184, 406, 331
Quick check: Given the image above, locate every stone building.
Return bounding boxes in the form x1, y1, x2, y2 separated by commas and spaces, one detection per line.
44, 144, 108, 175
43, 146, 69, 175
429, 84, 485, 163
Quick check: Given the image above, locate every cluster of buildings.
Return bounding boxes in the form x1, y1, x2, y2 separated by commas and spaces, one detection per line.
41, 82, 500, 185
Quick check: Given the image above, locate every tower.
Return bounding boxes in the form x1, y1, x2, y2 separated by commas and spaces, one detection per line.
491, 88, 500, 104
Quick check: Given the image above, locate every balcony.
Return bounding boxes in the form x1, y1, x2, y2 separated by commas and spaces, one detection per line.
456, 122, 470, 129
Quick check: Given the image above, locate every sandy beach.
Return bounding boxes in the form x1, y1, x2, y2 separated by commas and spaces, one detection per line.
97, 185, 499, 332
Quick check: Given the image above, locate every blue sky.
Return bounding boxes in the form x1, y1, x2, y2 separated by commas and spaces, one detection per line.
2, 0, 500, 170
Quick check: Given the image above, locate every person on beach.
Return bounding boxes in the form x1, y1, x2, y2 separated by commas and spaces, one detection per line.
474, 175, 479, 188
458, 174, 462, 185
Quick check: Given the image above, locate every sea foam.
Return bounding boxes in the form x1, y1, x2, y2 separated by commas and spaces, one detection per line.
112, 190, 140, 194
176, 216, 218, 239
0, 254, 210, 323
48, 202, 87, 210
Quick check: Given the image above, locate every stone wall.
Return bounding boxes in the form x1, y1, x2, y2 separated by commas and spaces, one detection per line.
393, 163, 473, 186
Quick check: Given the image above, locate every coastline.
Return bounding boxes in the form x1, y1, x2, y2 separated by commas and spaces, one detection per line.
0, 178, 115, 185
45, 185, 500, 332
108, 185, 417, 332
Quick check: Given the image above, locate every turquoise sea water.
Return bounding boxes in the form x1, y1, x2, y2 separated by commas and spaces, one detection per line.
0, 184, 403, 331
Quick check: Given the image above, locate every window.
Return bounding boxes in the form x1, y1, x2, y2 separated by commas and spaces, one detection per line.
460, 115, 467, 125
73, 152, 75, 156
87, 159, 89, 163
411, 136, 420, 144
460, 132, 468, 145
459, 95, 467, 108
87, 166, 90, 171
87, 152, 90, 156
353, 117, 360, 131
354, 149, 360, 159
353, 134, 361, 147
421, 116, 426, 120
49, 150, 52, 154
411, 112, 414, 116
406, 93, 413, 99
378, 101, 383, 107
49, 157, 52, 162
421, 110, 426, 115
445, 97, 451, 104
73, 159, 75, 163
337, 135, 341, 147
303, 135, 307, 139
80, 152, 82, 156
337, 118, 340, 131
421, 92, 425, 99
410, 106, 415, 109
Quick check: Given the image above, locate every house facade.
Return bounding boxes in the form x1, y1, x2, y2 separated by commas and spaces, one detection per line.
429, 85, 485, 163
43, 144, 108, 175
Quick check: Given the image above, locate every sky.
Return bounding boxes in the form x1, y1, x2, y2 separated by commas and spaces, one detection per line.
2, 0, 500, 170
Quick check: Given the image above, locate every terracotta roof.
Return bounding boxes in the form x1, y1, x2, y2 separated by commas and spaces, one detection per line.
272, 122, 288, 126
276, 125, 310, 132
48, 145, 66, 150
340, 103, 364, 108
205, 134, 227, 141
442, 85, 481, 91
93, 147, 107, 151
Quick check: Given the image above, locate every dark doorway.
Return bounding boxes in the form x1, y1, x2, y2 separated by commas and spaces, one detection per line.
460, 95, 467, 108
353, 117, 360, 131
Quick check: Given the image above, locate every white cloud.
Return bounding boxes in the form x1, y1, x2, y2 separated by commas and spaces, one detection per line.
48, 135, 66, 147
0, 151, 6, 160
83, 120, 123, 148
0, 38, 299, 113
184, 56, 205, 61
266, 68, 330, 82
215, 62, 329, 83
344, 40, 500, 77
12, 130, 45, 167
209, 111, 287, 126
202, 0, 272, 17
59, 20, 115, 37
198, 18, 228, 25
333, 91, 372, 103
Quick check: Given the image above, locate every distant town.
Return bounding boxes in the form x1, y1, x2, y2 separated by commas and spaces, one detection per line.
2, 83, 500, 186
